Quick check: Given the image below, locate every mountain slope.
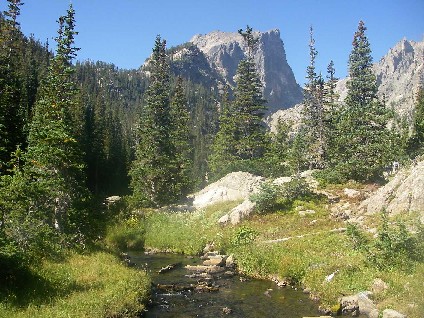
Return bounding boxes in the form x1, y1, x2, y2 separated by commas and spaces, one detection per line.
269, 38, 424, 131
190, 29, 303, 113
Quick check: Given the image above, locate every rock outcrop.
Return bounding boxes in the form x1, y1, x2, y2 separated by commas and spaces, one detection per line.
358, 158, 424, 223
191, 29, 303, 113
191, 171, 264, 209
374, 38, 424, 123
218, 199, 257, 225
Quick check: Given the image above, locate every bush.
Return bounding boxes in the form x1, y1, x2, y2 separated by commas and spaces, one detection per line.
250, 175, 313, 214
281, 175, 313, 200
346, 211, 422, 270
231, 226, 258, 247
313, 168, 348, 185
250, 182, 281, 213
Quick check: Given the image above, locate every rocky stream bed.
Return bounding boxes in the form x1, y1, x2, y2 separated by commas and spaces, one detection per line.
126, 251, 324, 318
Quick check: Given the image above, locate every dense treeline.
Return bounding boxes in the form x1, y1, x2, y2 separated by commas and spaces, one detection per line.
1, 1, 424, 290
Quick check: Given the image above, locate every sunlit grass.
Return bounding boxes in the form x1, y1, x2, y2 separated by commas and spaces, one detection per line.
143, 200, 240, 254
0, 252, 150, 318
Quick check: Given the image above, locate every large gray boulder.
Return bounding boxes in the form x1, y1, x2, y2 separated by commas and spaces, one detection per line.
191, 172, 264, 209
218, 199, 257, 225
359, 158, 424, 223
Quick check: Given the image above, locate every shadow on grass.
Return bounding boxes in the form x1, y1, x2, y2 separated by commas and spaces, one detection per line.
0, 257, 85, 309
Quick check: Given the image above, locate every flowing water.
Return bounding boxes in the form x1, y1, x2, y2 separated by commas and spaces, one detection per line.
129, 252, 323, 318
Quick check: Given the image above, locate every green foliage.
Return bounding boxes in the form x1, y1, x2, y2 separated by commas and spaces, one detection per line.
250, 182, 281, 213
346, 212, 422, 270
313, 167, 349, 185
302, 26, 327, 169
169, 76, 194, 198
407, 88, 424, 158
251, 176, 313, 214
231, 226, 258, 247
130, 36, 193, 207
327, 21, 397, 181
281, 175, 313, 200
105, 215, 145, 252
0, 252, 150, 318
209, 26, 269, 179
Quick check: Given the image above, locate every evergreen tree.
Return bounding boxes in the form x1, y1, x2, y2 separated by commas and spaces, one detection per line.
21, 4, 88, 234
129, 36, 177, 207
302, 26, 326, 169
234, 26, 268, 160
322, 60, 339, 163
0, 0, 24, 171
209, 26, 268, 179
407, 88, 424, 157
208, 84, 238, 178
170, 76, 193, 198
331, 21, 395, 181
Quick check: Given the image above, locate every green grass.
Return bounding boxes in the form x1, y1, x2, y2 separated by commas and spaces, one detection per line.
0, 251, 150, 318
143, 200, 241, 254
141, 196, 424, 317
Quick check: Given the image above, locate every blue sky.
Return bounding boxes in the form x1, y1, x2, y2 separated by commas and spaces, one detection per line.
2, 0, 423, 85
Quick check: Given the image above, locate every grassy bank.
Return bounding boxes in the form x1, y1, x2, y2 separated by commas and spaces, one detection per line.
0, 251, 150, 318
138, 197, 424, 317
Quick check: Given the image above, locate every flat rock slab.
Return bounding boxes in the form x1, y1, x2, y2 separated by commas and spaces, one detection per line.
185, 265, 227, 274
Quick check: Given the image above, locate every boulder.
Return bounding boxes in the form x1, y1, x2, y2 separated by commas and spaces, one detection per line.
357, 291, 378, 317
225, 254, 236, 269
203, 255, 226, 267
218, 199, 257, 225
298, 209, 316, 217
359, 158, 424, 223
382, 309, 407, 318
339, 295, 359, 316
344, 188, 361, 198
371, 278, 389, 294
191, 172, 264, 208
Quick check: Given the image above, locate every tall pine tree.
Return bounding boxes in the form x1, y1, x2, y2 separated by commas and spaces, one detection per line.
209, 26, 268, 178
22, 4, 89, 234
332, 21, 395, 181
302, 26, 326, 169
129, 36, 178, 207
170, 76, 193, 199
407, 88, 424, 157
0, 0, 24, 171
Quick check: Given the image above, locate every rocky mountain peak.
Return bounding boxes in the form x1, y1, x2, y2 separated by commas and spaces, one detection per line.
335, 38, 424, 122
190, 29, 303, 113
374, 38, 424, 121
268, 37, 423, 132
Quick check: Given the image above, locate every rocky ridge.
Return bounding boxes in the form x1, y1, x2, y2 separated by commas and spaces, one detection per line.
190, 29, 303, 113
268, 38, 424, 131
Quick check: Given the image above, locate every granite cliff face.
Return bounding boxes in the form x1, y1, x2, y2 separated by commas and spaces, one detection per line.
336, 38, 424, 122
374, 39, 424, 121
190, 29, 303, 113
269, 38, 424, 131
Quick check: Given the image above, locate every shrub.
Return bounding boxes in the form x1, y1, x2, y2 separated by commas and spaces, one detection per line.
250, 182, 281, 213
105, 216, 145, 252
281, 175, 313, 200
231, 226, 258, 247
346, 211, 421, 270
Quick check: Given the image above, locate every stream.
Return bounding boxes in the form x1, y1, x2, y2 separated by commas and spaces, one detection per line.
128, 252, 323, 318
